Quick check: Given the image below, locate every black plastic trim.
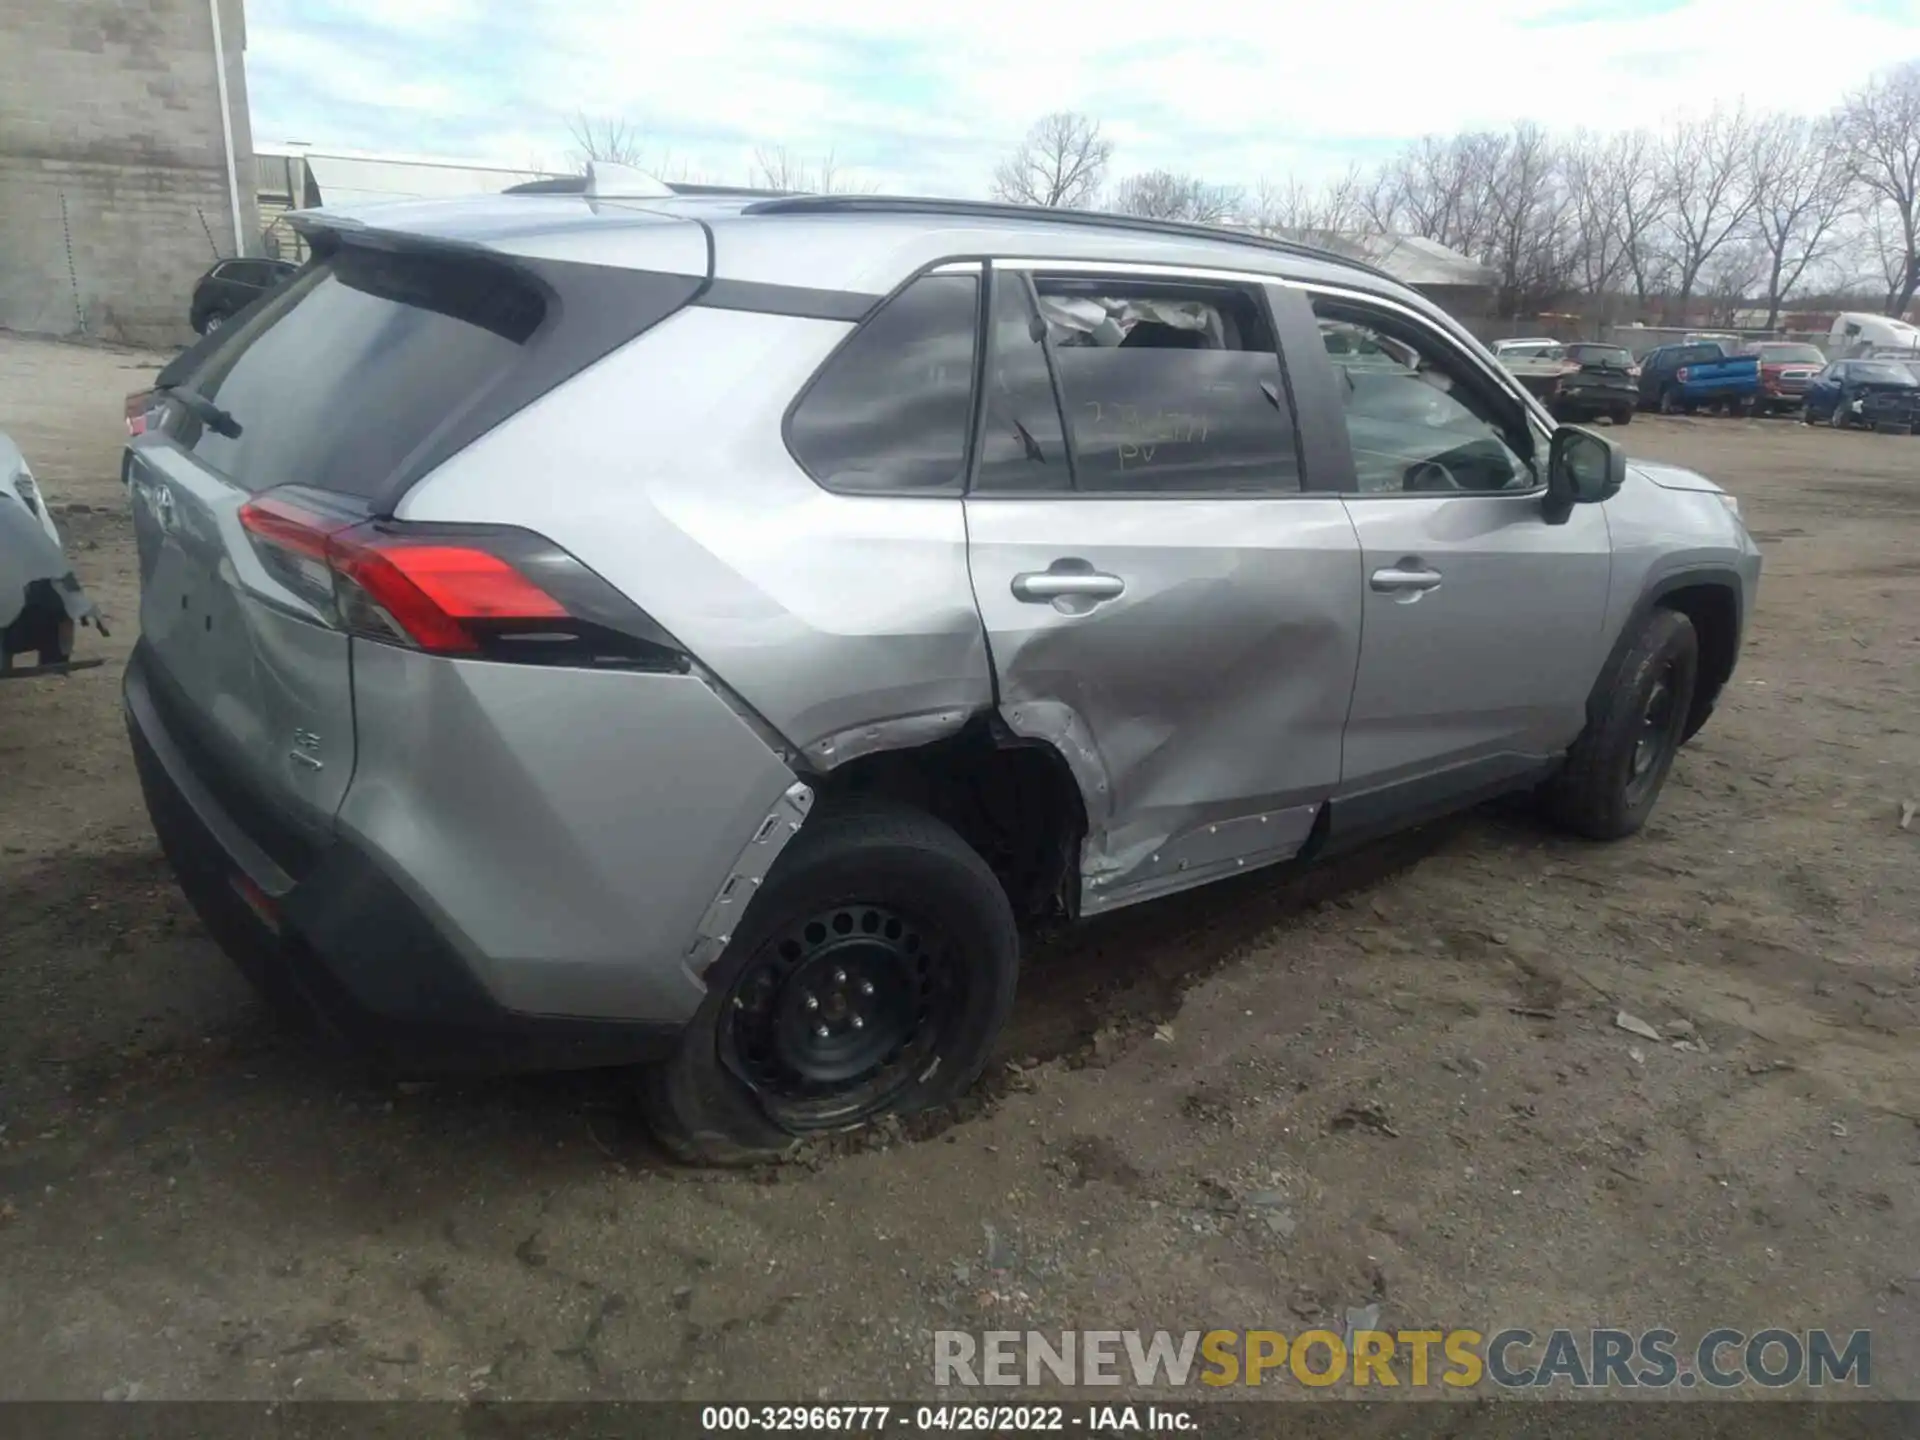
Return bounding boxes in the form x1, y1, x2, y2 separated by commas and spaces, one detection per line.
696, 277, 878, 322
1320, 753, 1561, 854
1590, 566, 1746, 740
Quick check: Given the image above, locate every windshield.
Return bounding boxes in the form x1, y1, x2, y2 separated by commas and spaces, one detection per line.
1568, 345, 1632, 366
1754, 344, 1825, 364
1853, 362, 1920, 386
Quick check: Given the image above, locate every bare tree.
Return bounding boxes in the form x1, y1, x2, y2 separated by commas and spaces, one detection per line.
1388, 133, 1504, 254
991, 112, 1112, 208
1109, 170, 1242, 223
1481, 122, 1575, 317
1836, 60, 1920, 316
1562, 130, 1629, 302
750, 144, 874, 195
1609, 129, 1672, 309
1248, 164, 1381, 245
1748, 115, 1858, 328
1699, 237, 1768, 326
566, 115, 652, 168
1659, 106, 1761, 310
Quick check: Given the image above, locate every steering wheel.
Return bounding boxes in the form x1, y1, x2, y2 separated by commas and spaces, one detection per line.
1404, 459, 1466, 493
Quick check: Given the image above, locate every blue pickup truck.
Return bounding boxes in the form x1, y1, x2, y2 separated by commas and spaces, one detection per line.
1636, 341, 1761, 415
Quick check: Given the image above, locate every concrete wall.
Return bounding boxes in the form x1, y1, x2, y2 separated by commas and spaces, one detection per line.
0, 0, 257, 347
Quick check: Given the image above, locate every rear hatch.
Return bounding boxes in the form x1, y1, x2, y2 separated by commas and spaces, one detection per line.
126, 225, 706, 877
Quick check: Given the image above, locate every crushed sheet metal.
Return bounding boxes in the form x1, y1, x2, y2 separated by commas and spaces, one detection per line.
2, 490, 98, 634
684, 780, 815, 977
803, 707, 974, 770
1081, 803, 1320, 914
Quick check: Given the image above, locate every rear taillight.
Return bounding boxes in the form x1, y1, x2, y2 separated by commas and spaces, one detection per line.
238, 487, 686, 671
1675, 366, 1691, 383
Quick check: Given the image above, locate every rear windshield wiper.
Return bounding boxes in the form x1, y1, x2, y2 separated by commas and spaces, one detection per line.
159, 383, 242, 439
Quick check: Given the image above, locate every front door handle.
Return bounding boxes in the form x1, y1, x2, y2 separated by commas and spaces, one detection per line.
1370, 564, 1443, 594
1012, 567, 1126, 603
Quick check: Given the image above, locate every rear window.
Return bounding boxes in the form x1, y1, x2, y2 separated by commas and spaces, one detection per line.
1754, 344, 1825, 364
1853, 361, 1919, 385
173, 246, 546, 498
1568, 345, 1631, 366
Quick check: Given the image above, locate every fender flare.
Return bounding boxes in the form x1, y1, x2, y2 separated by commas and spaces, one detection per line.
1585, 566, 1745, 740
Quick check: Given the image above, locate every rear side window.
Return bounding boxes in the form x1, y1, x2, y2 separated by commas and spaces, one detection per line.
1033, 276, 1300, 495
787, 274, 981, 495
176, 246, 545, 498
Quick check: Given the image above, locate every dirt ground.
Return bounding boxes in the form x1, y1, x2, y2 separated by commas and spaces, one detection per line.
1, 331, 1915, 1405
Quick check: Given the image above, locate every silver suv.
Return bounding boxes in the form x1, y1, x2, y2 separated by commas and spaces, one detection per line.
122, 168, 1760, 1162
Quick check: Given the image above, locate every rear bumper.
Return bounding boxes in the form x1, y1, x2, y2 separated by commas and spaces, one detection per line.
125, 642, 686, 1073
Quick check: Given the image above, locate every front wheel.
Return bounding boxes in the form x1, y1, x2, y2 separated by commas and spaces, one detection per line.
1543, 609, 1699, 841
638, 799, 1020, 1165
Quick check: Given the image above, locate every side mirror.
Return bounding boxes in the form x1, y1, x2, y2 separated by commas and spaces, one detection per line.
1544, 426, 1626, 524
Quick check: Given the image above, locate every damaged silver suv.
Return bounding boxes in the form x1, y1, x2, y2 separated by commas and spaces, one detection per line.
122, 168, 1760, 1162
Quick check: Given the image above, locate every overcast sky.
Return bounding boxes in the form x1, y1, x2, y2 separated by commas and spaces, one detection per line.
247, 0, 1920, 195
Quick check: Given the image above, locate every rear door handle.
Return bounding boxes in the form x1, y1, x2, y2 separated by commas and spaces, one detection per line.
1370, 565, 1443, 594
1012, 569, 1126, 602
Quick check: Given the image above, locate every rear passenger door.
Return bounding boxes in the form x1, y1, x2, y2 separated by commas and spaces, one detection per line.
963, 262, 1364, 912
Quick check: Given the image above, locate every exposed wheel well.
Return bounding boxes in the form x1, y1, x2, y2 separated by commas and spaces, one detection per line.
809, 718, 1087, 925
1657, 582, 1739, 739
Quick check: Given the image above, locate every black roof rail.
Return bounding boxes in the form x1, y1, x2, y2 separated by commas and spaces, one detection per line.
503, 176, 792, 200
738, 194, 1397, 283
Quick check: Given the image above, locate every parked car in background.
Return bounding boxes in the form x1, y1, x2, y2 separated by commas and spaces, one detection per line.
189, 257, 300, 335
1740, 342, 1827, 414
121, 179, 1760, 1160
3, 429, 101, 679
1802, 358, 1920, 432
1501, 341, 1639, 425
1548, 342, 1640, 425
1491, 338, 1565, 361
1637, 341, 1761, 415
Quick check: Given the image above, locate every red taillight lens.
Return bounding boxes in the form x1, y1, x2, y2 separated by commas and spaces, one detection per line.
330, 537, 568, 655
237, 486, 686, 671
1675, 366, 1691, 383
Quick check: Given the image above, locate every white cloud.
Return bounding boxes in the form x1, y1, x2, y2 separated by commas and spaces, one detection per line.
247, 0, 1920, 195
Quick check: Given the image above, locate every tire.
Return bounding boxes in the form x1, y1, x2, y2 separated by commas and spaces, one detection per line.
638, 798, 1020, 1165
1610, 405, 1634, 426
1543, 608, 1699, 842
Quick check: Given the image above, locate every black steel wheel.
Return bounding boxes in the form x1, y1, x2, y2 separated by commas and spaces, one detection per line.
639, 799, 1019, 1165
1543, 608, 1699, 841
1623, 659, 1683, 813
721, 902, 962, 1131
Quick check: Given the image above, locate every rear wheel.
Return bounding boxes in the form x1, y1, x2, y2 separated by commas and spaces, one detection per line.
1610, 405, 1634, 426
1544, 609, 1699, 841
638, 799, 1020, 1165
